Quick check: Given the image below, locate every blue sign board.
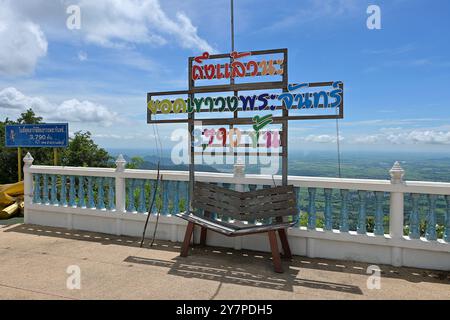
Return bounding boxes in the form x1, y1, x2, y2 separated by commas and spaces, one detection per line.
5, 123, 69, 148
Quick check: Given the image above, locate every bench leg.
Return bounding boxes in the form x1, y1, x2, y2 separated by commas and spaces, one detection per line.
200, 227, 207, 246
268, 230, 283, 273
278, 229, 292, 259
180, 222, 195, 257
200, 211, 210, 246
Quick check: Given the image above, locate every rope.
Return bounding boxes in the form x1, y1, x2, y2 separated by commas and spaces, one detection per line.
139, 163, 160, 247
140, 113, 164, 248
150, 174, 163, 247
335, 106, 342, 178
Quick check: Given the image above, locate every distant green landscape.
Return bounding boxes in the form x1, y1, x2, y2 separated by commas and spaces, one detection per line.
109, 148, 450, 239
109, 148, 450, 183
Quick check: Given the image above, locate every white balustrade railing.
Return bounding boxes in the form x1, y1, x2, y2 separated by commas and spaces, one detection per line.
22, 152, 450, 270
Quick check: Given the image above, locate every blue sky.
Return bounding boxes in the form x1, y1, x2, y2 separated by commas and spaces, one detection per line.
1, 0, 450, 153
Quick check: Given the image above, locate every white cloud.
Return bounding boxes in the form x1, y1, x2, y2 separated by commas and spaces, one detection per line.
363, 44, 415, 56
303, 134, 344, 144
4, 0, 214, 70
92, 132, 157, 140
78, 51, 88, 61
0, 3, 48, 76
353, 130, 450, 145
266, 0, 358, 30
77, 0, 214, 52
0, 87, 120, 127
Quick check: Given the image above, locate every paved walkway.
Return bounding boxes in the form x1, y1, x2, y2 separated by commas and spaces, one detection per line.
0, 223, 449, 300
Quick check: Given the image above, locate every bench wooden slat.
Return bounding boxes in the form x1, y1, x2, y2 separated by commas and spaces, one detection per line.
176, 212, 296, 237
192, 201, 241, 219
193, 193, 241, 211
242, 185, 295, 198
193, 181, 297, 221
241, 192, 295, 207
239, 209, 298, 221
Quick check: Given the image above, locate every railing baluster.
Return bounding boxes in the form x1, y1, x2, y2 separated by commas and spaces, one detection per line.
137, 179, 146, 213
185, 181, 190, 213
97, 177, 105, 210
168, 180, 175, 215
172, 181, 180, 215
260, 185, 273, 224
307, 187, 317, 230
60, 175, 67, 206
324, 188, 332, 231
33, 174, 41, 204
126, 179, 136, 212
162, 180, 170, 215
340, 189, 349, 232
87, 176, 95, 209
78, 176, 86, 208
50, 175, 58, 205
68, 175, 76, 207
149, 180, 157, 214
248, 184, 258, 224
221, 183, 231, 222
409, 193, 420, 239
294, 187, 300, 226
374, 191, 385, 236
42, 174, 49, 204
108, 177, 115, 210
445, 195, 450, 242
357, 191, 367, 234
426, 194, 437, 241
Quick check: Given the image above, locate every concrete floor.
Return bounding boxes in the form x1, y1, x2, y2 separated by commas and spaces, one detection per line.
0, 223, 449, 300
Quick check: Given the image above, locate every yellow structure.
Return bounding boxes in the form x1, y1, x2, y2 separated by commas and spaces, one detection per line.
0, 181, 24, 219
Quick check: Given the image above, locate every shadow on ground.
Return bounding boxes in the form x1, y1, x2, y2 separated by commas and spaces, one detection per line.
123, 255, 363, 295
5, 223, 450, 295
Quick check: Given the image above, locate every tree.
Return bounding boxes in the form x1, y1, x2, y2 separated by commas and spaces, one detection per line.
0, 109, 53, 183
17, 108, 43, 124
126, 156, 144, 169
0, 120, 18, 183
60, 131, 113, 168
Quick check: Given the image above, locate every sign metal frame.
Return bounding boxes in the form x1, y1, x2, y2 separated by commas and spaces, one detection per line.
146, 48, 344, 211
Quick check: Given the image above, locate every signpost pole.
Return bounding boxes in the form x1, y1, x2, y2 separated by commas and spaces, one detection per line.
53, 148, 58, 166
17, 147, 22, 181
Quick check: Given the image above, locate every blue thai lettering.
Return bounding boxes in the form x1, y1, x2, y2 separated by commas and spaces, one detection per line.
278, 92, 294, 109
329, 81, 343, 108
295, 93, 312, 109
239, 95, 257, 111
258, 93, 269, 110
313, 91, 328, 109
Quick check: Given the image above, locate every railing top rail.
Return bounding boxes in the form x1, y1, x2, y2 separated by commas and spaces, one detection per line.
28, 165, 116, 177
28, 165, 450, 195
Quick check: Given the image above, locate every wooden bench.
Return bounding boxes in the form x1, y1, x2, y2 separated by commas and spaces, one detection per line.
175, 181, 298, 273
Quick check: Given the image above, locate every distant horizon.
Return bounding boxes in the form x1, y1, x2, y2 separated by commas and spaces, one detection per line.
106, 147, 450, 157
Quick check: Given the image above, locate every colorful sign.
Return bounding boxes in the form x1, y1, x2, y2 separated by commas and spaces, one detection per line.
147, 81, 342, 115
191, 51, 284, 80
194, 127, 280, 150
5, 123, 69, 148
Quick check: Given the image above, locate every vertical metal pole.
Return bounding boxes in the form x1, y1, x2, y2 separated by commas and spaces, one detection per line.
53, 148, 58, 166
230, 0, 239, 164
282, 49, 288, 186
18, 147, 22, 181
231, 0, 235, 52
188, 57, 195, 212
